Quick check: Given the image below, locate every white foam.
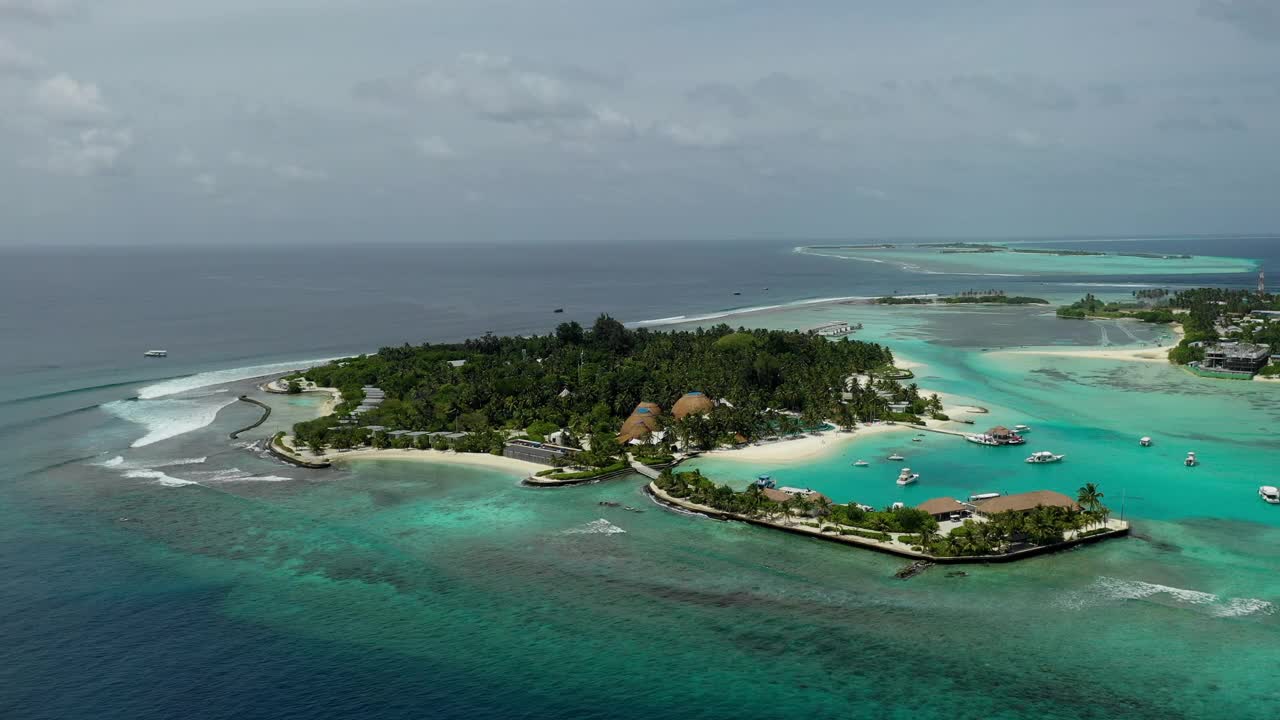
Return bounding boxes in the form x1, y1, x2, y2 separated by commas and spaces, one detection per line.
123, 469, 199, 487
628, 295, 892, 328
563, 518, 626, 535
136, 357, 337, 399
155, 456, 208, 467
190, 467, 292, 482
95, 455, 125, 468
1211, 598, 1276, 618
103, 396, 237, 448
1071, 577, 1274, 618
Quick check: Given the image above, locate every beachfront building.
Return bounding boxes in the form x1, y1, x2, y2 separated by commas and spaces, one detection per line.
762, 486, 831, 514
972, 490, 1078, 516
672, 391, 716, 420
1199, 343, 1271, 377
618, 402, 663, 444
503, 439, 578, 465
917, 497, 966, 521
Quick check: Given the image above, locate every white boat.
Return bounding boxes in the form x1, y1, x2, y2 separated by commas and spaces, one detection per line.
143, 350, 168, 358
1014, 424, 1032, 433
911, 437, 923, 443
965, 434, 1000, 446
969, 492, 1001, 501
853, 460, 869, 467
896, 468, 919, 486
1140, 436, 1152, 447
887, 453, 905, 461
1184, 451, 1198, 467
1260, 486, 1280, 505
1025, 451, 1065, 464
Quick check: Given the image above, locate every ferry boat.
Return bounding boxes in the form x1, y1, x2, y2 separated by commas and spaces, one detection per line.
887, 453, 905, 461
1140, 436, 1152, 447
1025, 451, 1065, 464
1184, 451, 1198, 467
143, 350, 168, 358
853, 460, 869, 467
965, 434, 1000, 446
896, 468, 919, 486
969, 492, 1001, 501
1260, 486, 1280, 505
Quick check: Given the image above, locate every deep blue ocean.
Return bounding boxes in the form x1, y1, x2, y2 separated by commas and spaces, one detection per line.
3, 235, 1279, 720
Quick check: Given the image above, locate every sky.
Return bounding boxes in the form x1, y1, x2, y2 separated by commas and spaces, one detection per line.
2, 0, 1279, 245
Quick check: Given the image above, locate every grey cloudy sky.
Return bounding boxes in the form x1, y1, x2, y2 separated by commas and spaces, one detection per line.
2, 0, 1279, 244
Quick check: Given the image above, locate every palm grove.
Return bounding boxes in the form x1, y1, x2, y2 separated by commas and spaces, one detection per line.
291, 315, 936, 462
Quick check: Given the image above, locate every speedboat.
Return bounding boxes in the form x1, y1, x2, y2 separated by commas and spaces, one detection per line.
1140, 436, 1152, 447
896, 468, 919, 486
1014, 424, 1032, 433
853, 460, 869, 467
912, 437, 923, 443
965, 434, 999, 446
1260, 486, 1280, 505
143, 349, 168, 358
888, 453, 905, 461
1184, 451, 1198, 467
969, 492, 1001, 501
1025, 451, 1065, 464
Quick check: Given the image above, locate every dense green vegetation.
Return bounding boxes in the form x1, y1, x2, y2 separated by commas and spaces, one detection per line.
1010, 248, 1105, 256
654, 470, 1112, 558
1163, 288, 1280, 365
291, 316, 927, 461
941, 295, 1048, 305
875, 296, 931, 305
1056, 293, 1175, 323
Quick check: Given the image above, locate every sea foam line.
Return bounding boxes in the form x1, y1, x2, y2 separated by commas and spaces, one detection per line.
136, 357, 339, 399
628, 295, 904, 328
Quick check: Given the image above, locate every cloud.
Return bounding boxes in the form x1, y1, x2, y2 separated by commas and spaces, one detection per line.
0, 0, 79, 25
36, 127, 132, 176
1200, 0, 1280, 43
687, 82, 755, 117
952, 74, 1077, 111
657, 122, 735, 149
0, 38, 42, 77
414, 135, 456, 158
33, 73, 108, 122
228, 150, 327, 182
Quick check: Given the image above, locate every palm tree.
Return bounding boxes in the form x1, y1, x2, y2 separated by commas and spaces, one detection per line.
1077, 483, 1105, 528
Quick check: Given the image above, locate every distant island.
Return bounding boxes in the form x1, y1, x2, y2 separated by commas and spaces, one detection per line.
877, 290, 1048, 306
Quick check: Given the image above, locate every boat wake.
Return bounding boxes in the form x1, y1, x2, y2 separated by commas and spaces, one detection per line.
1059, 576, 1274, 618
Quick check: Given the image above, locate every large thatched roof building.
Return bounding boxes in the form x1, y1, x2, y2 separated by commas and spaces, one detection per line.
973, 490, 1078, 515
618, 402, 662, 444
672, 391, 716, 420
917, 497, 966, 520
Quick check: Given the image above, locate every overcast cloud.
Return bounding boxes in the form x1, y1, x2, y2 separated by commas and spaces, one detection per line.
2, 0, 1279, 244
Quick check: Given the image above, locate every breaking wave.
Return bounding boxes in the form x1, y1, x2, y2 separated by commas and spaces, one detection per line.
102, 396, 238, 448
122, 469, 199, 487
1059, 576, 1274, 618
563, 519, 626, 535
136, 358, 336, 400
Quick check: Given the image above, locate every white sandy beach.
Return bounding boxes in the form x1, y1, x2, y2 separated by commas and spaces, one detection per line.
990, 323, 1184, 363
316, 445, 544, 476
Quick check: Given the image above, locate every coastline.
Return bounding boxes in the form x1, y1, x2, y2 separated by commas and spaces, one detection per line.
990, 323, 1184, 363
316, 445, 544, 476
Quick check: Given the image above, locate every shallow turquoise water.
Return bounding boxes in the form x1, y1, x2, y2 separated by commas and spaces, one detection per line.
800, 245, 1259, 276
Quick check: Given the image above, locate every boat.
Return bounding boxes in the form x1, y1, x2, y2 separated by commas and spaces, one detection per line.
1025, 451, 1065, 464
1260, 486, 1280, 505
553, 308, 564, 313
143, 350, 168, 358
896, 468, 919, 486
965, 434, 1000, 446
754, 475, 776, 489
911, 437, 923, 443
1014, 424, 1032, 433
887, 453, 905, 461
853, 460, 869, 467
732, 291, 741, 296
1185, 451, 1198, 467
968, 492, 1001, 501
1140, 436, 1152, 447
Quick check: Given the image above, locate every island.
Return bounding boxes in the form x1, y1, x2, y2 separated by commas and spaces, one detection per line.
878, 290, 1049, 306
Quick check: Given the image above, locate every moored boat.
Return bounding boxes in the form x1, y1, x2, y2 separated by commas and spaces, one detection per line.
888, 453, 905, 461
1140, 436, 1152, 447
1014, 424, 1031, 433
853, 460, 869, 467
143, 349, 168, 358
969, 492, 1001, 501
896, 468, 919, 486
1185, 451, 1198, 467
1025, 451, 1064, 464
754, 475, 776, 488
1260, 486, 1280, 505
965, 434, 999, 446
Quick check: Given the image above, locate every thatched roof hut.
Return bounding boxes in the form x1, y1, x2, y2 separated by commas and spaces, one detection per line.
761, 487, 832, 505
618, 402, 662, 444
973, 490, 1078, 515
672, 391, 716, 420
988, 425, 1014, 438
